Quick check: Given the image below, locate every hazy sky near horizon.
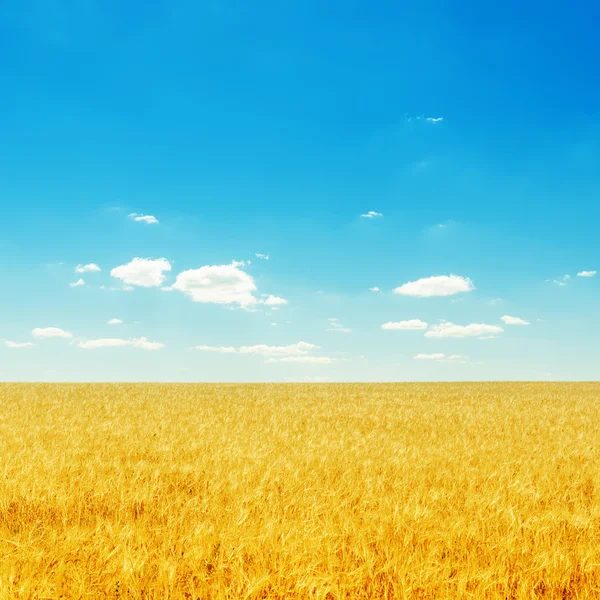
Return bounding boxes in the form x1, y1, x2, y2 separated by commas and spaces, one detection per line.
1, 0, 599, 381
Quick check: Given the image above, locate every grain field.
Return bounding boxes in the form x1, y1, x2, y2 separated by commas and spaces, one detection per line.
1, 383, 600, 599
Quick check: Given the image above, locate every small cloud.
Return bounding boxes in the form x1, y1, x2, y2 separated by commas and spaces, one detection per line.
271, 322, 277, 327
32, 327, 72, 339
551, 275, 570, 286
424, 322, 503, 338
169, 261, 260, 308
255, 253, 269, 260
425, 117, 444, 123
414, 353, 445, 360
69, 279, 85, 287
488, 298, 503, 306
361, 211, 383, 219
75, 263, 101, 273
327, 318, 352, 333
78, 337, 164, 350
195, 345, 238, 353
381, 319, 428, 331
577, 270, 596, 277
107, 318, 123, 325
501, 315, 530, 326
394, 274, 474, 297
111, 257, 172, 287
260, 295, 288, 306
369, 287, 380, 292
129, 213, 159, 224
5, 341, 36, 348
266, 356, 334, 364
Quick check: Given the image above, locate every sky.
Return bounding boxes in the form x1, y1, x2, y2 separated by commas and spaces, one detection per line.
1, 0, 599, 382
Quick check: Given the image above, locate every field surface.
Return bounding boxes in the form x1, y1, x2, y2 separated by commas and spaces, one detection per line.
1, 382, 600, 599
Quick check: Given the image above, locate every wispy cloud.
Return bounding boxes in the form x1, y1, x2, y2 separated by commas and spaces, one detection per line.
360, 211, 383, 219
129, 213, 159, 224
414, 352, 476, 364
394, 275, 474, 297
369, 287, 380, 292
327, 318, 352, 333
577, 270, 596, 277
69, 278, 85, 287
550, 275, 571, 286
5, 341, 36, 348
78, 337, 164, 350
424, 321, 503, 339
107, 318, 122, 325
195, 341, 332, 363
255, 253, 269, 260
32, 327, 72, 339
381, 320, 428, 331
425, 117, 444, 123
266, 356, 334, 364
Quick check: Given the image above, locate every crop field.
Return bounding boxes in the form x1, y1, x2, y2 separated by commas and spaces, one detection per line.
1, 383, 600, 599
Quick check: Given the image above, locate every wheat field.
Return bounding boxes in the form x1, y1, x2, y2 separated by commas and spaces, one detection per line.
1, 383, 600, 599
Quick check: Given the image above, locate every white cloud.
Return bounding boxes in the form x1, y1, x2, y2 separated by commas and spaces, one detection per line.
195, 345, 238, 353
426, 117, 444, 123
107, 318, 123, 325
168, 261, 258, 308
424, 322, 503, 338
111, 257, 171, 287
266, 356, 334, 364
393, 275, 474, 297
501, 315, 530, 326
69, 279, 85, 287
75, 263, 101, 273
78, 337, 164, 350
577, 271, 596, 277
239, 342, 316, 356
381, 319, 428, 331
551, 275, 571, 286
271, 322, 277, 327
32, 327, 72, 339
260, 295, 288, 306
195, 342, 316, 356
488, 298, 503, 306
414, 352, 473, 363
438, 354, 470, 363
327, 318, 352, 333
255, 253, 269, 260
129, 213, 159, 224
361, 211, 383, 218
5, 341, 36, 348
369, 287, 380, 292
195, 341, 321, 360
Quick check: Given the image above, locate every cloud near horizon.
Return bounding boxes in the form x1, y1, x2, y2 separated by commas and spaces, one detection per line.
78, 337, 164, 350
381, 320, 428, 330
424, 322, 503, 338
32, 327, 72, 339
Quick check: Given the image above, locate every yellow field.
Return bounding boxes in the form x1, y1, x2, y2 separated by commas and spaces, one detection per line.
1, 383, 600, 599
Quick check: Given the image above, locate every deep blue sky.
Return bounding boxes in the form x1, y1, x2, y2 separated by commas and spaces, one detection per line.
1, 0, 598, 381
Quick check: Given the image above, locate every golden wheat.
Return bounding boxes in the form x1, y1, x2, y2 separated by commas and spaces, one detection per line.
1, 383, 600, 599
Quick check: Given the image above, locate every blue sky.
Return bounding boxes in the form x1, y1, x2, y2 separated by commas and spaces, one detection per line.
1, 0, 599, 381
